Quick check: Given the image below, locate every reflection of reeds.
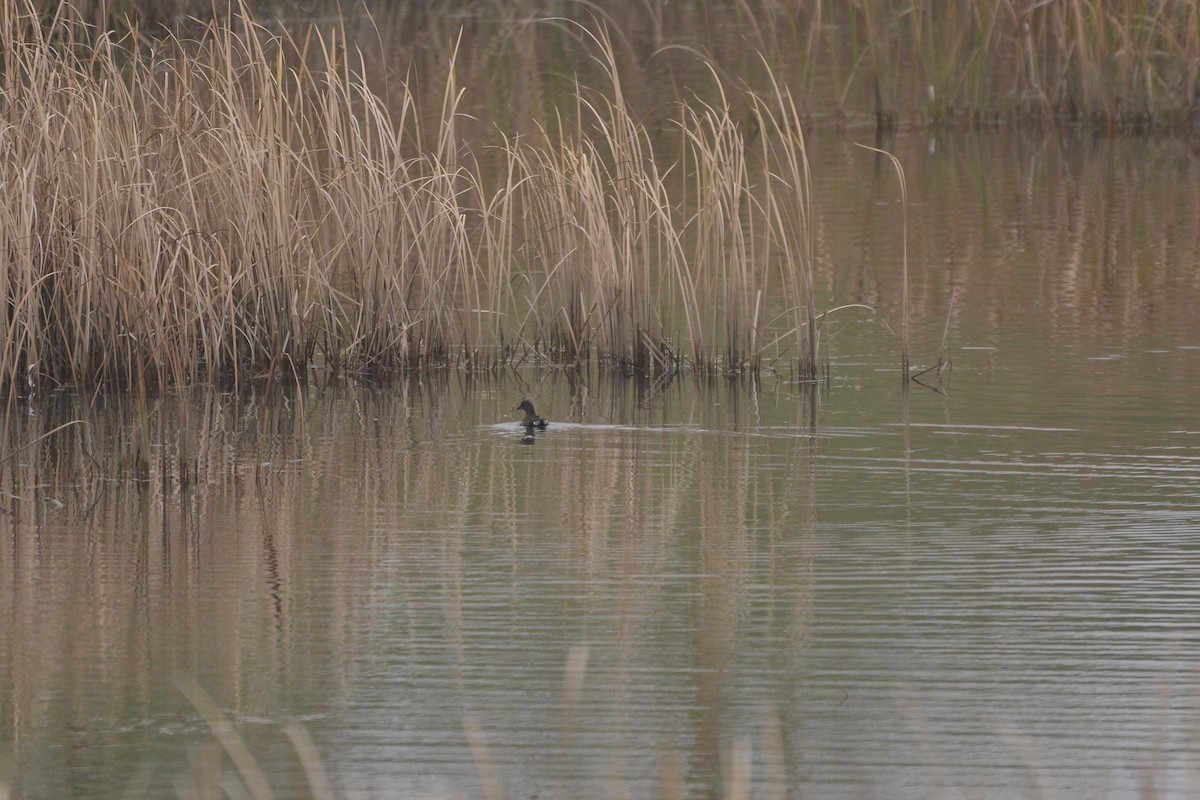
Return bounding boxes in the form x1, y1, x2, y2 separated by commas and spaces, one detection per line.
0, 6, 821, 393
168, 661, 788, 800
0, 377, 816, 798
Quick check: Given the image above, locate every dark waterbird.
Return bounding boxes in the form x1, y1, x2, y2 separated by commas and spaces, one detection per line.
513, 399, 549, 429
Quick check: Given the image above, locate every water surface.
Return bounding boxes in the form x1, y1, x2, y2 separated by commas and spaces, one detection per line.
3, 131, 1200, 798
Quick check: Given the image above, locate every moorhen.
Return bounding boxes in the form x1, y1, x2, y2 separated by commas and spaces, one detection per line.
513, 399, 549, 429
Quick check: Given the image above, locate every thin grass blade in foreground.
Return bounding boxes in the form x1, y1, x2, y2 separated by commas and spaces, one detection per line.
175, 676, 277, 800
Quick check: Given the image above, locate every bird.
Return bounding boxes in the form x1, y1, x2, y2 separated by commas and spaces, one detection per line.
513, 399, 549, 429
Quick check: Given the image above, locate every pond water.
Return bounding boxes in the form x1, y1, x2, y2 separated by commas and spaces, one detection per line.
3, 130, 1200, 799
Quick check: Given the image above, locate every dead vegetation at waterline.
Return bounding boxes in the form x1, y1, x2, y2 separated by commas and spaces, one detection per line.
0, 3, 826, 395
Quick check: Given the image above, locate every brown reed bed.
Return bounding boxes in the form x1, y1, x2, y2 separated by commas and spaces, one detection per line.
0, 3, 824, 395
11, 0, 1195, 396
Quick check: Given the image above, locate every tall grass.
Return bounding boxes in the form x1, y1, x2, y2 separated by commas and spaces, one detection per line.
816, 0, 1200, 129
33, 0, 1200, 131
12, 0, 1194, 394
0, 3, 822, 394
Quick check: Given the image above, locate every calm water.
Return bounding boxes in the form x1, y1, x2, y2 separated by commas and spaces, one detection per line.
3, 130, 1200, 799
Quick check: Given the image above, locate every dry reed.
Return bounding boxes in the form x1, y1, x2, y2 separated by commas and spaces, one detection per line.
0, 3, 822, 394
808, 0, 1200, 129
856, 143, 910, 382
13, 1, 1193, 395
36, 0, 1200, 131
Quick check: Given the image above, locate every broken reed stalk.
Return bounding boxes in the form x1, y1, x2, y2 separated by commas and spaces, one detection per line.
855, 144, 910, 382
0, 5, 821, 394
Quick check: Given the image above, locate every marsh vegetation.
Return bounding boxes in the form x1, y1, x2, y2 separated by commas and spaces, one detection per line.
4, 5, 1200, 798
6, 0, 1199, 394
1, 2, 823, 394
